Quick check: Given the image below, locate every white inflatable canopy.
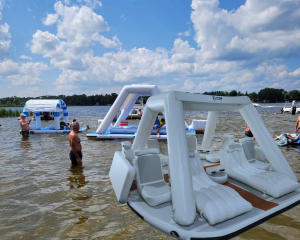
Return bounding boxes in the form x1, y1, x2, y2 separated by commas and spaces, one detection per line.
23, 99, 65, 112
132, 91, 297, 226
23, 99, 69, 130
96, 85, 161, 133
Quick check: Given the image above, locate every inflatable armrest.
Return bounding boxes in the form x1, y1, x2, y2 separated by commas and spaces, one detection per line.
254, 146, 265, 162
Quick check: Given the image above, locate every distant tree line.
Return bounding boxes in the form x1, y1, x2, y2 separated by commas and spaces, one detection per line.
0, 93, 118, 107
1, 88, 300, 107
203, 88, 300, 103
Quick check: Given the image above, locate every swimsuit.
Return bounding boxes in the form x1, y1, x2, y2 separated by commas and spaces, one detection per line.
21, 131, 29, 138
245, 131, 253, 137
69, 151, 82, 165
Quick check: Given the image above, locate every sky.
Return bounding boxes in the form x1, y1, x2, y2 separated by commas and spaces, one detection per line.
0, 0, 300, 97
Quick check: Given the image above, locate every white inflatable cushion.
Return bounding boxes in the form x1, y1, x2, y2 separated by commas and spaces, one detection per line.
135, 148, 160, 156
109, 151, 135, 204
220, 143, 300, 198
239, 138, 256, 161
146, 139, 160, 151
205, 153, 220, 163
190, 153, 252, 225
122, 141, 132, 149
141, 182, 171, 207
196, 185, 252, 225
134, 153, 171, 206
187, 135, 197, 151
188, 150, 195, 158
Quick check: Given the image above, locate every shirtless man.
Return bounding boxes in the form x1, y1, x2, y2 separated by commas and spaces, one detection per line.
19, 113, 32, 138
295, 116, 300, 134
68, 121, 82, 165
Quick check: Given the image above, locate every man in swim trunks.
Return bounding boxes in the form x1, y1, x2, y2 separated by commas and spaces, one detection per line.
19, 113, 32, 138
245, 123, 253, 137
68, 121, 82, 165
295, 116, 300, 134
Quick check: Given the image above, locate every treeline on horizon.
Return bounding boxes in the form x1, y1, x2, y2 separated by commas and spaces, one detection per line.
203, 88, 300, 103
1, 88, 300, 107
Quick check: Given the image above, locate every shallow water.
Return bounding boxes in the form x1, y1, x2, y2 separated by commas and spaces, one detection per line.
0, 104, 300, 240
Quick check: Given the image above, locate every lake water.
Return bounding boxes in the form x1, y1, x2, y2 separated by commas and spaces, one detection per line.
0, 104, 300, 240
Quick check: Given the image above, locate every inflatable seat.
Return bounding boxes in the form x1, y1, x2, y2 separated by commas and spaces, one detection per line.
189, 151, 252, 225
146, 139, 168, 166
187, 135, 197, 151
121, 141, 134, 164
239, 138, 269, 171
220, 143, 300, 198
204, 134, 234, 163
134, 148, 171, 207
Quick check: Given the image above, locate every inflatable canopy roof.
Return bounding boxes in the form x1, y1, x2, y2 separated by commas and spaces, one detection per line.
23, 99, 66, 112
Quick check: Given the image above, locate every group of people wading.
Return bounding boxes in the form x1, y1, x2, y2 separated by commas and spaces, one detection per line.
18, 114, 83, 166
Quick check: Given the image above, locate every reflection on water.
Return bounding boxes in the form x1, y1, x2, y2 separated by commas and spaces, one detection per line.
68, 165, 89, 189
0, 105, 300, 239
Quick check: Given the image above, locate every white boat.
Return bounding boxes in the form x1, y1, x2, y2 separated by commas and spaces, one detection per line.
252, 103, 260, 107
22, 99, 86, 133
283, 101, 300, 113
126, 102, 144, 120
86, 85, 206, 139
109, 91, 300, 239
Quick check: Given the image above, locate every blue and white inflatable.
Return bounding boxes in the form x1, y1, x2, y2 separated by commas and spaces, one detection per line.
87, 85, 206, 139
22, 99, 86, 133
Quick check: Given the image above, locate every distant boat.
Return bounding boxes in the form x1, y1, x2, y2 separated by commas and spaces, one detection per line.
252, 103, 260, 107
282, 101, 300, 113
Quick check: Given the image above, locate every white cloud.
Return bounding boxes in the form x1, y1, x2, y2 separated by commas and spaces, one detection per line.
27, 7, 32, 12
0, 22, 11, 59
178, 29, 191, 37
18, 87, 42, 97
0, 0, 4, 10
120, 14, 127, 20
77, 0, 102, 9
27, 0, 300, 94
43, 13, 58, 26
289, 68, 300, 77
63, 0, 71, 5
158, 84, 177, 92
0, 60, 48, 86
7, 75, 42, 86
20, 55, 33, 60
92, 33, 121, 48
191, 0, 300, 60
181, 79, 195, 91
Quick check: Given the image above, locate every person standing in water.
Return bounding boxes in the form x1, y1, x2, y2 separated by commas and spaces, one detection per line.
68, 121, 82, 165
292, 100, 297, 115
245, 123, 253, 137
19, 113, 32, 138
295, 115, 300, 134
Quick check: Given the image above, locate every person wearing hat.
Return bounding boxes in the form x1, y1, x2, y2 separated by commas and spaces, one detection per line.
19, 113, 32, 138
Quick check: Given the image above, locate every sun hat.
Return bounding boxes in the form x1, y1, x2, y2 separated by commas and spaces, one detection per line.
20, 113, 26, 117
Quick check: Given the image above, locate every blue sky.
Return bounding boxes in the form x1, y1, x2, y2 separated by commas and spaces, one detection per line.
0, 0, 300, 97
